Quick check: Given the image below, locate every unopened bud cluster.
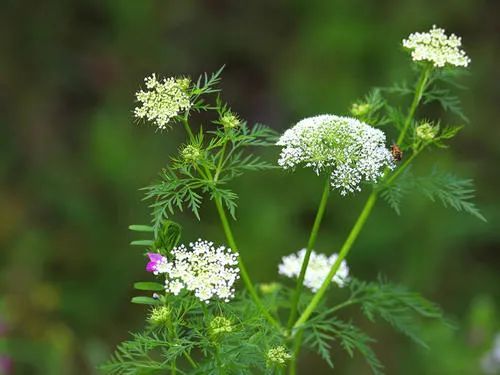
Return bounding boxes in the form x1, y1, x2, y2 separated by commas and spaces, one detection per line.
220, 111, 240, 129
415, 122, 438, 141
266, 346, 291, 367
209, 316, 233, 336
148, 306, 171, 326
181, 144, 202, 162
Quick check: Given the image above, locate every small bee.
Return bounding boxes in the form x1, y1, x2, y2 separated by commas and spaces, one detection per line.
390, 144, 403, 162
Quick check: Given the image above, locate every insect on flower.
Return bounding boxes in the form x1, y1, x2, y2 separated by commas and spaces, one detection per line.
390, 144, 403, 162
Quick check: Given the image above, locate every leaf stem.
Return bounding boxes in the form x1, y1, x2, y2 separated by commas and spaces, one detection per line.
287, 177, 331, 329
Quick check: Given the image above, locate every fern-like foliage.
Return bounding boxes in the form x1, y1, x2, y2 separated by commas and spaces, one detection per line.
303, 314, 383, 374
347, 278, 444, 348
415, 170, 486, 221
301, 276, 445, 375
381, 168, 486, 222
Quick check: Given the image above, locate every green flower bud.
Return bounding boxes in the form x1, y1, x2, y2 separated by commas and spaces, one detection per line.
415, 122, 438, 141
259, 282, 281, 294
209, 316, 233, 336
220, 112, 240, 129
266, 346, 291, 367
350, 102, 371, 117
181, 144, 202, 163
176, 77, 191, 91
148, 306, 171, 326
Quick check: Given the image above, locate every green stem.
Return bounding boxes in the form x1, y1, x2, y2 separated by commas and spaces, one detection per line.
287, 178, 331, 329
289, 330, 303, 375
214, 197, 281, 330
181, 117, 195, 141
293, 191, 378, 330
397, 66, 431, 145
383, 149, 420, 187
183, 352, 197, 368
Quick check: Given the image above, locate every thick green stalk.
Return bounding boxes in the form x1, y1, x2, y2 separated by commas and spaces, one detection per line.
214, 197, 281, 329
293, 191, 377, 330
287, 178, 331, 329
397, 66, 431, 145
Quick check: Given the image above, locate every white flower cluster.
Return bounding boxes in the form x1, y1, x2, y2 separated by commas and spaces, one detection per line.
134, 74, 191, 129
164, 239, 240, 303
277, 115, 394, 195
402, 25, 470, 68
278, 249, 349, 292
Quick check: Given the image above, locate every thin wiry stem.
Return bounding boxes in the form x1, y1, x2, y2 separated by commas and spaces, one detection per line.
287, 177, 331, 329
214, 197, 281, 329
287, 178, 331, 375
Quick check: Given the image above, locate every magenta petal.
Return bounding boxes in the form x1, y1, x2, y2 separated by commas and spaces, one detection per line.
146, 261, 156, 272
147, 253, 163, 262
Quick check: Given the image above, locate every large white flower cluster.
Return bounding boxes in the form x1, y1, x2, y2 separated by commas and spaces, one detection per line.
149, 239, 240, 303
402, 25, 470, 68
134, 74, 191, 129
278, 249, 349, 292
277, 115, 394, 195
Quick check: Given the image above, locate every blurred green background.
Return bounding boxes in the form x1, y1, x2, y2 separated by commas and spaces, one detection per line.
1, 1, 499, 374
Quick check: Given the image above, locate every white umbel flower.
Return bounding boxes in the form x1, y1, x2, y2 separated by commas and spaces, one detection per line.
164, 239, 240, 303
402, 25, 470, 68
134, 74, 191, 129
277, 115, 394, 195
278, 249, 349, 292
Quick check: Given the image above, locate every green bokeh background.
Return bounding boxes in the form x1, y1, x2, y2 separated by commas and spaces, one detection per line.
1, 1, 499, 374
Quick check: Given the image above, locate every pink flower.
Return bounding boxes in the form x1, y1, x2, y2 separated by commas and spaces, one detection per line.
146, 253, 170, 274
